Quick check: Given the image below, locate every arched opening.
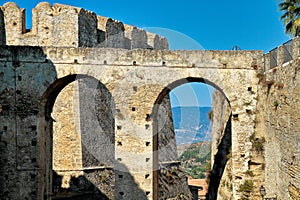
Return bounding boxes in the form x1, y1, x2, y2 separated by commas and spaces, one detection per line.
152, 77, 232, 200
38, 74, 115, 200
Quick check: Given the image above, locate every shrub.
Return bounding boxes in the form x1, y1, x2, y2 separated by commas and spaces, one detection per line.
250, 134, 266, 152
245, 170, 254, 177
239, 180, 254, 193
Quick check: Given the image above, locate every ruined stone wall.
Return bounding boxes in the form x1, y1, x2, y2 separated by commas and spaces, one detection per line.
258, 57, 300, 199
0, 2, 168, 49
210, 90, 232, 200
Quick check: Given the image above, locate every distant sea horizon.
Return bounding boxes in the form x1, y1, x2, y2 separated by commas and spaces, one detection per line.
171, 106, 212, 145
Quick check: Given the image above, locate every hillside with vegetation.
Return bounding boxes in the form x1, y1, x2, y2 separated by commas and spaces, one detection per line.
178, 142, 211, 179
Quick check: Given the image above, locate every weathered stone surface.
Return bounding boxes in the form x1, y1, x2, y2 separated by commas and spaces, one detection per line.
210, 90, 232, 200
0, 2, 168, 49
0, 45, 261, 200
257, 57, 300, 200
1, 2, 299, 200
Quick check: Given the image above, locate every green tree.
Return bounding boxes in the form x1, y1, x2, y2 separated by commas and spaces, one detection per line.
279, 0, 300, 36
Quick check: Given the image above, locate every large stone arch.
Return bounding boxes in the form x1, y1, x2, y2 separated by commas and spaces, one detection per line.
151, 77, 232, 200
38, 74, 115, 200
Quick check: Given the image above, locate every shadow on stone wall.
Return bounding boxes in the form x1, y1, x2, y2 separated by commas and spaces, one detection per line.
52, 171, 110, 200
43, 74, 147, 199
78, 77, 115, 168
114, 162, 148, 200
206, 114, 232, 200
0, 9, 5, 45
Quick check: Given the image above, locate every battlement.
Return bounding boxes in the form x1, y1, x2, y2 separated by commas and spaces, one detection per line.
261, 37, 300, 71
0, 2, 168, 49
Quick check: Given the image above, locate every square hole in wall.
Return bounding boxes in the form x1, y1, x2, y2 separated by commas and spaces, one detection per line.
132, 107, 136, 111
145, 124, 149, 129
233, 114, 239, 119
248, 87, 252, 91
117, 126, 122, 130
31, 158, 37, 163
119, 192, 124, 196
31, 140, 37, 147
146, 191, 151, 196
117, 158, 122, 161
145, 114, 151, 121
30, 174, 36, 180
146, 142, 150, 146
146, 158, 150, 162
3, 126, 7, 131
133, 86, 137, 92
118, 175, 123, 179
117, 141, 122, 146
145, 174, 150, 179
31, 126, 37, 131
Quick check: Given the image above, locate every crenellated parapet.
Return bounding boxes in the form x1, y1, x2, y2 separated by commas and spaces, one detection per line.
0, 2, 168, 49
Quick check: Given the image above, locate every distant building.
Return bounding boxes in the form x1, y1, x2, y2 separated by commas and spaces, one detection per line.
188, 179, 208, 200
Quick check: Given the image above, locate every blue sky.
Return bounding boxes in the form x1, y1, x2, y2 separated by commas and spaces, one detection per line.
0, 0, 291, 107
170, 83, 215, 107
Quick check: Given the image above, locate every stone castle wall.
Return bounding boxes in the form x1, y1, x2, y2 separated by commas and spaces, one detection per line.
256, 39, 300, 199
0, 45, 261, 200
2, 2, 299, 200
0, 2, 168, 49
